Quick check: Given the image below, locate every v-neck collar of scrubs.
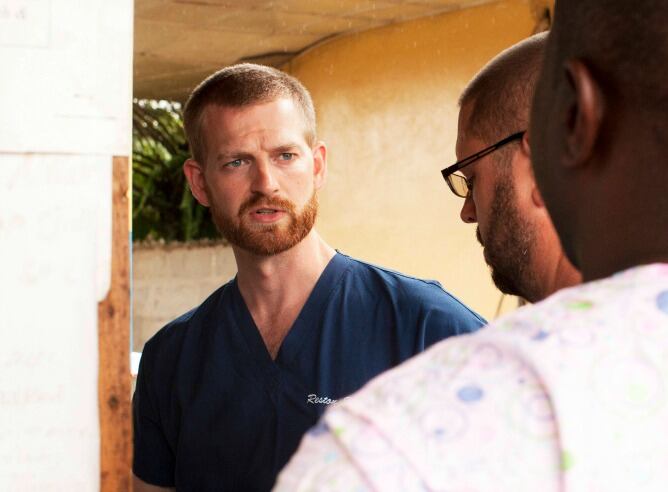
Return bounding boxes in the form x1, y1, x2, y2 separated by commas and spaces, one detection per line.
228, 252, 351, 378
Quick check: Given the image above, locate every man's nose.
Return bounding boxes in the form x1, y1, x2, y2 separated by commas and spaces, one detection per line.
459, 196, 477, 224
250, 159, 279, 195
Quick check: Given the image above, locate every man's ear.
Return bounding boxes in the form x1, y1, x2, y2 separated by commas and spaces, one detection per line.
531, 181, 547, 209
562, 58, 604, 168
312, 141, 327, 190
521, 128, 531, 157
519, 131, 544, 208
183, 158, 211, 207
517, 132, 546, 209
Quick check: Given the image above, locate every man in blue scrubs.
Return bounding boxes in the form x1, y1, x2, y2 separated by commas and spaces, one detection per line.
132, 63, 485, 492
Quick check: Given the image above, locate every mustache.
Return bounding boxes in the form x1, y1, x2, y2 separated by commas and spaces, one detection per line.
476, 226, 484, 246
238, 194, 296, 216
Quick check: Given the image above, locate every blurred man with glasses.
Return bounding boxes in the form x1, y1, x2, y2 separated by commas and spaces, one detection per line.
442, 32, 580, 303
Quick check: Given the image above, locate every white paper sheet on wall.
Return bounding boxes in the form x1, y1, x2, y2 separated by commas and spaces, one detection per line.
0, 0, 132, 489
0, 0, 133, 155
0, 154, 112, 491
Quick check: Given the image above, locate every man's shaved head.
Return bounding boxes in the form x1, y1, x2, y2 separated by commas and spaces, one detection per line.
548, 0, 668, 120
460, 32, 547, 143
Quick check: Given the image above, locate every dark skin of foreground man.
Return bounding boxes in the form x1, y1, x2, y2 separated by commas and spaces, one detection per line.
276, 0, 668, 489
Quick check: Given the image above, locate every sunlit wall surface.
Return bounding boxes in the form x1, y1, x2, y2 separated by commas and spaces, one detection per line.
283, 0, 549, 319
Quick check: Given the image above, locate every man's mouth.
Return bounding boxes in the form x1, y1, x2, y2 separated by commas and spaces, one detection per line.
248, 207, 286, 222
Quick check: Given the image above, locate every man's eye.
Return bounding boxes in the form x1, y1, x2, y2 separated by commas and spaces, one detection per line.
466, 177, 475, 193
224, 159, 243, 168
279, 153, 295, 161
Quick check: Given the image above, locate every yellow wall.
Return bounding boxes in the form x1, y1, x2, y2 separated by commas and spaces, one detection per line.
284, 0, 551, 320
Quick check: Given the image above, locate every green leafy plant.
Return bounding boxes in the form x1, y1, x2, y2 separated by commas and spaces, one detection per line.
132, 99, 220, 242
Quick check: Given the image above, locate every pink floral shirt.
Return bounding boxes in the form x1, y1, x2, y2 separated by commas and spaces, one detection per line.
275, 264, 668, 491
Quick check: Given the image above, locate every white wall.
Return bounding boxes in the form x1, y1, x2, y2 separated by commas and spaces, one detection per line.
133, 242, 237, 351
0, 0, 133, 489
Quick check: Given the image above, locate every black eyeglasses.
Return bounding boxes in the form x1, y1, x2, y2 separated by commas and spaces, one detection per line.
441, 130, 526, 198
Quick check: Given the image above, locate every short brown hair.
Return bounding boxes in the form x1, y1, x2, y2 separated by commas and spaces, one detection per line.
183, 63, 317, 163
459, 33, 547, 144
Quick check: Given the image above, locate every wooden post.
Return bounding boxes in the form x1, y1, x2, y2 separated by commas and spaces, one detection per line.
98, 156, 132, 491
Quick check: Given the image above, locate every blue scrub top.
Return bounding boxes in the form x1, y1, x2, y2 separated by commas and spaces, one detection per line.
133, 252, 485, 491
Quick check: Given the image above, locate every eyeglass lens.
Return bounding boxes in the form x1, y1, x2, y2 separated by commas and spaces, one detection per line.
446, 173, 469, 198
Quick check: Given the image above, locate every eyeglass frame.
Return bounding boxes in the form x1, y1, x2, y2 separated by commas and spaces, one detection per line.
441, 130, 526, 198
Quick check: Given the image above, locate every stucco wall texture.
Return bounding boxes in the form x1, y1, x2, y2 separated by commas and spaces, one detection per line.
283, 2, 545, 315
133, 0, 550, 351
133, 243, 237, 350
